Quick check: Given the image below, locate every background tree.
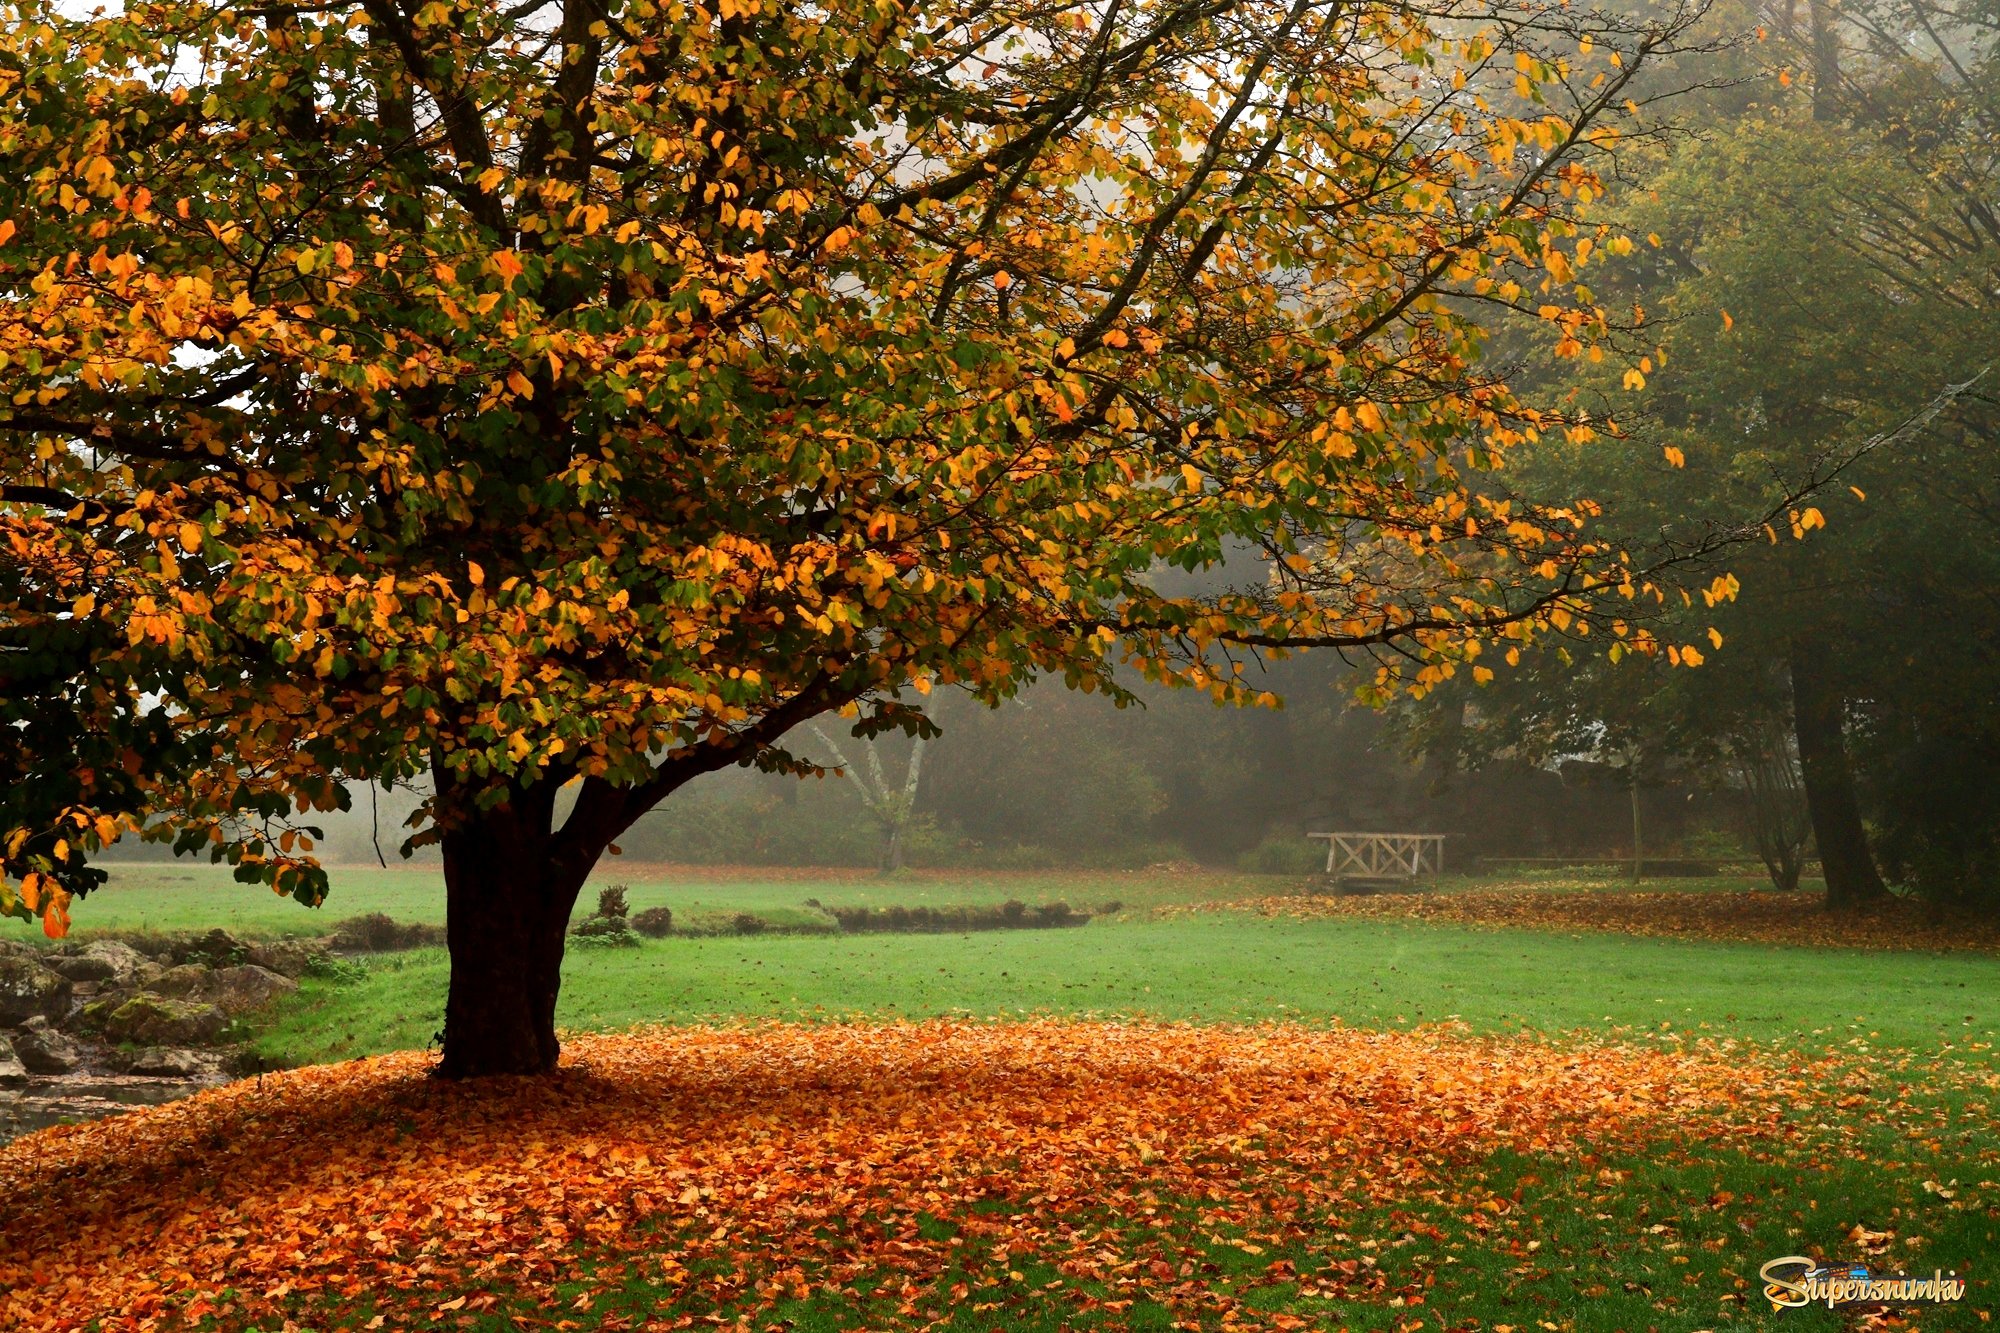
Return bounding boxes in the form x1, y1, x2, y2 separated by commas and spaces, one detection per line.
0, 0, 1716, 1074
807, 699, 939, 874
1387, 0, 2000, 908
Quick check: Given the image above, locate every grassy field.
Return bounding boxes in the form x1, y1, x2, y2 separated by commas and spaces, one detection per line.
70, 859, 1283, 935
67, 859, 1796, 937
57, 861, 1995, 1068
16, 861, 1997, 1331
255, 912, 2000, 1068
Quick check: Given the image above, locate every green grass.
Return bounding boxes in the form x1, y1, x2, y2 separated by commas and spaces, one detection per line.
65, 859, 1281, 937
64, 859, 1802, 940
255, 913, 2000, 1068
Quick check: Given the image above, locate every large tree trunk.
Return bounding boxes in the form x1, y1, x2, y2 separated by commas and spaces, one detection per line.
1790, 640, 1887, 909
433, 768, 585, 1078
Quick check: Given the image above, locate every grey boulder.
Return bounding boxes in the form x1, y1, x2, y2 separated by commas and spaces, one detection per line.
245, 938, 327, 979
0, 1035, 27, 1089
0, 954, 71, 1026
45, 940, 149, 987
193, 965, 298, 1016
122, 1047, 222, 1079
85, 994, 229, 1046
11, 1016, 84, 1075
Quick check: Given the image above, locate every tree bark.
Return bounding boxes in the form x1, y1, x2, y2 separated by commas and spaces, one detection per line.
1789, 640, 1887, 909
425, 671, 862, 1076
1627, 752, 1644, 883
433, 767, 585, 1078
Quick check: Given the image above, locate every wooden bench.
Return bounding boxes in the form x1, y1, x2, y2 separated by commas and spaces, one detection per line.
1306, 832, 1444, 891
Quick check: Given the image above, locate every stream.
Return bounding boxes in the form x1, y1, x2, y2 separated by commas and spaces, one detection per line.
0, 1073, 221, 1144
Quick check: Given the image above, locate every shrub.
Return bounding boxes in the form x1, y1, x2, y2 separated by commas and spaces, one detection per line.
730, 912, 767, 936
595, 884, 631, 919
1031, 901, 1083, 927
570, 914, 635, 940
168, 928, 253, 968
824, 901, 1090, 933
1235, 835, 1327, 876
303, 954, 369, 985
570, 927, 641, 949
329, 914, 446, 952
1681, 825, 1748, 861
630, 906, 675, 937
1097, 899, 1125, 916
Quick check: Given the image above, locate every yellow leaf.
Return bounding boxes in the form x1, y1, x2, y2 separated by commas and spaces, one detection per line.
1180, 464, 1203, 494
1622, 368, 1646, 391
468, 561, 485, 586
0, 219, 15, 246
1849, 486, 1866, 501
1721, 309, 1733, 331
1708, 627, 1724, 649
1662, 446, 1684, 468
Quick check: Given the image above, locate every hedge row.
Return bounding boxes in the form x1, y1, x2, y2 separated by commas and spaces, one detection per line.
821, 900, 1090, 933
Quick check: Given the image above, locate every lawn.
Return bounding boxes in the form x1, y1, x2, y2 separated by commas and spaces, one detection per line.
14, 862, 1997, 1331
69, 859, 1285, 936
255, 913, 2000, 1069
65, 859, 1797, 938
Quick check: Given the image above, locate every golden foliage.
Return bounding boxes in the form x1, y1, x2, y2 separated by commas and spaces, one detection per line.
0, 0, 1708, 931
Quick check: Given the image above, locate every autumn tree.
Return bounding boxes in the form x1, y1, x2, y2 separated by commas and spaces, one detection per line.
0, 0, 1715, 1074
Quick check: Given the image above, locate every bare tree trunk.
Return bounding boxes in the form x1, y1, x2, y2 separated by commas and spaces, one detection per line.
1807, 0, 1842, 123
1790, 640, 1887, 909
811, 717, 930, 877
1733, 719, 1810, 892
1628, 755, 1644, 883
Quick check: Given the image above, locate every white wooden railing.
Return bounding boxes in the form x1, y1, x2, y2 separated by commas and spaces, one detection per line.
1306, 832, 1445, 880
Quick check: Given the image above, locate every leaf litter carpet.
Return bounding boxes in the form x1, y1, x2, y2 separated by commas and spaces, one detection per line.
1171, 889, 2000, 954
1, 1021, 1798, 1331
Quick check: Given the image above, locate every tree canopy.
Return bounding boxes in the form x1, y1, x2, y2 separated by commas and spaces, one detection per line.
1, 0, 1714, 1069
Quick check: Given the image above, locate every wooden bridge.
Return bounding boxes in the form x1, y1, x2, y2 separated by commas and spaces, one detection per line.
1306, 832, 1445, 885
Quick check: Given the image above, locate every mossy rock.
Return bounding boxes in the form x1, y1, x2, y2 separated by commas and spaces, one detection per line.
84, 994, 229, 1047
